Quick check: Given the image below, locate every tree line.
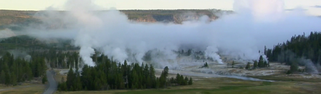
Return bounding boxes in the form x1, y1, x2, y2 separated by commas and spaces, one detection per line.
58, 55, 192, 91
26, 50, 80, 69
266, 32, 321, 64
0, 35, 77, 52
0, 52, 46, 86
245, 55, 269, 70
266, 32, 321, 73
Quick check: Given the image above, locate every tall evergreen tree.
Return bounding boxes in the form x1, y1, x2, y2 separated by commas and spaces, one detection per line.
245, 62, 251, 70
188, 77, 193, 85
0, 70, 5, 83
253, 61, 258, 69
258, 55, 264, 68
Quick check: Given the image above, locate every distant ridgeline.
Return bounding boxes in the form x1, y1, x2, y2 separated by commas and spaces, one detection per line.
58, 55, 193, 91
266, 32, 321, 73
0, 9, 230, 29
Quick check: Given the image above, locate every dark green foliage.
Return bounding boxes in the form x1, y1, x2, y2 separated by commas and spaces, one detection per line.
264, 61, 269, 67
201, 62, 209, 68
175, 73, 190, 86
0, 52, 45, 86
258, 55, 264, 68
0, 70, 5, 83
232, 61, 235, 68
252, 55, 269, 69
58, 55, 192, 91
290, 62, 299, 73
28, 50, 80, 69
184, 77, 189, 85
158, 66, 169, 88
42, 75, 47, 84
266, 32, 321, 66
253, 61, 258, 69
0, 35, 79, 69
245, 62, 251, 70
0, 35, 77, 52
188, 77, 193, 85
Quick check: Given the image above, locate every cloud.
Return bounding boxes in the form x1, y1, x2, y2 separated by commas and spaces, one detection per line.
312, 5, 321, 8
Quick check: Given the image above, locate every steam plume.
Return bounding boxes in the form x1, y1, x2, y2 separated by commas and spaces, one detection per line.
15, 0, 321, 68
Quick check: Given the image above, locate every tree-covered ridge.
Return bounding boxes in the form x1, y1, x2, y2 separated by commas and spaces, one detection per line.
58, 55, 192, 91
0, 52, 46, 86
266, 32, 321, 66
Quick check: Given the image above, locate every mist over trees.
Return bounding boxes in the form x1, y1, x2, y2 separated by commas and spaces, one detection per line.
0, 35, 81, 69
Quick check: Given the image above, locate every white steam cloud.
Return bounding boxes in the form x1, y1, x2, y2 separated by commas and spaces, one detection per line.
0, 29, 16, 38
18, 0, 321, 68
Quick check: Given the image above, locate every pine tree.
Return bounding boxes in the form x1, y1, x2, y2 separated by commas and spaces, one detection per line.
11, 72, 17, 85
263, 61, 268, 67
176, 74, 181, 85
66, 67, 75, 90
258, 55, 264, 68
245, 62, 251, 70
131, 70, 139, 89
184, 77, 189, 85
202, 62, 209, 68
5, 71, 11, 85
149, 64, 156, 88
159, 66, 169, 88
290, 62, 299, 73
253, 61, 258, 69
232, 61, 235, 68
42, 75, 47, 84
188, 77, 193, 85
0, 70, 5, 84
26, 64, 33, 80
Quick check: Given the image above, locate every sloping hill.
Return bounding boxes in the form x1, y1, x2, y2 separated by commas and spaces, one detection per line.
0, 9, 223, 28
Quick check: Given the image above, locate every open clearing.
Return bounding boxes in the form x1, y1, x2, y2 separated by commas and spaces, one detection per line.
54, 76, 321, 94
0, 84, 44, 94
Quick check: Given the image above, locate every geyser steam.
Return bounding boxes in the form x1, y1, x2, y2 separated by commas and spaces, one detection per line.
19, 0, 321, 68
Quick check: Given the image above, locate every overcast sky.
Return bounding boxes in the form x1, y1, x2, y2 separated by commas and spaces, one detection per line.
0, 0, 321, 15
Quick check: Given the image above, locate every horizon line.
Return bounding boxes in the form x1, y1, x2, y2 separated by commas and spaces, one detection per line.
0, 8, 231, 11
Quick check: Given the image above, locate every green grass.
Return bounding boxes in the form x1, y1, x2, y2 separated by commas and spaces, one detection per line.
0, 84, 44, 94
55, 77, 321, 94
250, 75, 321, 82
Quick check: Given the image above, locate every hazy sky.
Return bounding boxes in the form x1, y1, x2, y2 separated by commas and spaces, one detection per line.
0, 0, 321, 15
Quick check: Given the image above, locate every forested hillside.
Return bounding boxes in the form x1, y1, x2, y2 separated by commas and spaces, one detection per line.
266, 32, 321, 73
